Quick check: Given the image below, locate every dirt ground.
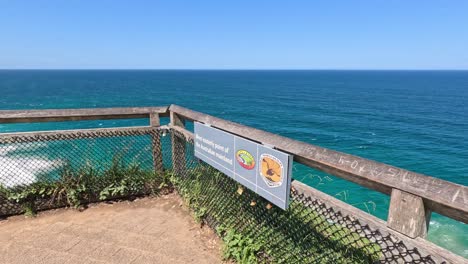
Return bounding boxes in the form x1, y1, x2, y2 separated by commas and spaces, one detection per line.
0, 193, 223, 264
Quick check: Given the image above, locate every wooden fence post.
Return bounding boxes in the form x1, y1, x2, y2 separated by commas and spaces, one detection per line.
150, 112, 164, 175
170, 111, 186, 176
387, 188, 431, 238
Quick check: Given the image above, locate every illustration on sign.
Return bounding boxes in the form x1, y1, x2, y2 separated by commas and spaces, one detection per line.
260, 154, 284, 188
236, 150, 256, 170
194, 122, 293, 210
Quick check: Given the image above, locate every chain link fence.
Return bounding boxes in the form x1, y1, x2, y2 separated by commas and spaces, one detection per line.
0, 127, 172, 216
170, 129, 440, 264
0, 126, 450, 263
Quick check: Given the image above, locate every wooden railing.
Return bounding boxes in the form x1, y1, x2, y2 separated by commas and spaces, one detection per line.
0, 105, 466, 263
0, 107, 169, 124
167, 105, 467, 263
0, 106, 169, 175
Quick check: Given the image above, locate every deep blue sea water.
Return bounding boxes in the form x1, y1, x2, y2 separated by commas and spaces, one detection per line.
0, 70, 467, 257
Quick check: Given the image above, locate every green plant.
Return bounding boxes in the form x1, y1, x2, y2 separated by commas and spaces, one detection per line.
194, 207, 207, 223
171, 165, 382, 263
6, 181, 56, 216
158, 169, 172, 189
99, 160, 165, 200
217, 226, 263, 264
3, 153, 172, 216
0, 184, 8, 198
99, 183, 127, 200
49, 164, 98, 208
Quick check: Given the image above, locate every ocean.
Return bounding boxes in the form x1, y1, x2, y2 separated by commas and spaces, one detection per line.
0, 70, 467, 257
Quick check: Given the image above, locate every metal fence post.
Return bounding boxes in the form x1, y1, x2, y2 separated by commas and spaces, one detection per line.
170, 111, 186, 176
150, 112, 164, 175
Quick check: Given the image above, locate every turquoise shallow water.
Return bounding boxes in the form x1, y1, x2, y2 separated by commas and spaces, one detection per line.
0, 70, 467, 257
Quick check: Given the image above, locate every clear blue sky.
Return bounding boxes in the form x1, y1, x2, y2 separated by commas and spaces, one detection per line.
1, 1, 467, 69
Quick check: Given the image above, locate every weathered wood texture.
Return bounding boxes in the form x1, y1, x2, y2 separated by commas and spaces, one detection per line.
177, 126, 466, 264
170, 111, 186, 176
0, 107, 169, 124
170, 111, 185, 127
149, 112, 161, 127
150, 113, 164, 175
387, 189, 431, 238
169, 104, 468, 224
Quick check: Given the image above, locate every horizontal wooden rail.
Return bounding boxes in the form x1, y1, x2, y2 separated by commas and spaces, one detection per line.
0, 106, 169, 124
169, 104, 468, 224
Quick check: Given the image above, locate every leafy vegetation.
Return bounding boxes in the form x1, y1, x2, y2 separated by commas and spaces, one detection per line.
172, 165, 382, 264
217, 225, 264, 264
3, 181, 55, 216
0, 156, 171, 216
0, 149, 382, 263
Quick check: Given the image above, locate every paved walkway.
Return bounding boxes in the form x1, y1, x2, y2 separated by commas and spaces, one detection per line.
0, 193, 222, 264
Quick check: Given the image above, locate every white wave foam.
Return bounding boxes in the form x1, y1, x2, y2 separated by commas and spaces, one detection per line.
0, 142, 48, 156
0, 143, 62, 187
0, 156, 62, 187
0, 145, 19, 155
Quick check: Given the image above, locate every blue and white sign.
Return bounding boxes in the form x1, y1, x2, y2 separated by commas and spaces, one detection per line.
194, 122, 293, 210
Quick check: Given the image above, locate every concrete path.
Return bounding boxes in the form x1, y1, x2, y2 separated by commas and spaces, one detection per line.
0, 193, 222, 264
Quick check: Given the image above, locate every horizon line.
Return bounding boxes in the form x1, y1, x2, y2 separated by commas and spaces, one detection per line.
1, 68, 468, 71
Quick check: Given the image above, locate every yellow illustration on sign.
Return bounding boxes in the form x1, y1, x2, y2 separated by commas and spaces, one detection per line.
260, 154, 284, 187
